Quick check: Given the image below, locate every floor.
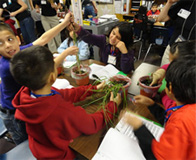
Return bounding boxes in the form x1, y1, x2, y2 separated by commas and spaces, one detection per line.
0, 41, 165, 156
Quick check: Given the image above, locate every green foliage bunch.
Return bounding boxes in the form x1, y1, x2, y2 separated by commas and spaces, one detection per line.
81, 78, 129, 127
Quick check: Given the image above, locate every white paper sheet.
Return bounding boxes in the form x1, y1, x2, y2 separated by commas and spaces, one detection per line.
92, 112, 164, 160
92, 128, 145, 160
52, 78, 73, 89
89, 64, 120, 81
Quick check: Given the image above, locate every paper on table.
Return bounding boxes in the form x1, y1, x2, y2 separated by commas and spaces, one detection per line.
89, 64, 120, 81
92, 112, 164, 160
92, 128, 145, 160
115, 112, 164, 142
52, 78, 73, 89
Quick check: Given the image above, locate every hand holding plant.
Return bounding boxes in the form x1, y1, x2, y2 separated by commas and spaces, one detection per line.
150, 69, 166, 86
110, 92, 122, 107
96, 81, 106, 90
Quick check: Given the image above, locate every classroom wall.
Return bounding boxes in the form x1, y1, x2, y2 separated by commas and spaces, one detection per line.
97, 4, 115, 16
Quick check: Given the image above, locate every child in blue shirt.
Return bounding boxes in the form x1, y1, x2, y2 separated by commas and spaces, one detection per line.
58, 29, 90, 61
0, 12, 78, 145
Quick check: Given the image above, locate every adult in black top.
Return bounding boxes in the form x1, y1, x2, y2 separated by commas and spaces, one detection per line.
82, 0, 97, 19
35, 0, 62, 52
0, 0, 36, 44
158, 0, 196, 66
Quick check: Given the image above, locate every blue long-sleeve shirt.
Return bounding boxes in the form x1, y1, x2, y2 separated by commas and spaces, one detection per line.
57, 39, 90, 61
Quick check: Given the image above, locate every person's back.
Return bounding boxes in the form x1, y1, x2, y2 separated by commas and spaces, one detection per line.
133, 5, 148, 39
10, 45, 121, 159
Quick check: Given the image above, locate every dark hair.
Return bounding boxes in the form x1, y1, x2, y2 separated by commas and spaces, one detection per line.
138, 5, 147, 14
165, 55, 196, 104
151, 2, 158, 7
170, 40, 196, 58
10, 45, 55, 91
0, 22, 14, 35
107, 22, 133, 48
2, 10, 10, 21
64, 29, 81, 47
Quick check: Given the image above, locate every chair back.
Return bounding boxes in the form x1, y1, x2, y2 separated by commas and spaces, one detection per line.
0, 140, 36, 160
149, 27, 170, 47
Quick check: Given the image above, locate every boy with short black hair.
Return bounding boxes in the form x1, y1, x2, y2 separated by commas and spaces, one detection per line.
0, 13, 76, 145
147, 2, 160, 17
124, 55, 196, 159
10, 45, 121, 159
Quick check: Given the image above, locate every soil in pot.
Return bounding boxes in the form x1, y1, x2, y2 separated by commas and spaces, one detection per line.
139, 76, 161, 98
71, 65, 91, 86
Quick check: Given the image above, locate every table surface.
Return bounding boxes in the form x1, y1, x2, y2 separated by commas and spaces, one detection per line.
62, 60, 159, 159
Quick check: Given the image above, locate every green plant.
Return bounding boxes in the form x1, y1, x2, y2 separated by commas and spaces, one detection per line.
81, 78, 129, 127
73, 31, 81, 74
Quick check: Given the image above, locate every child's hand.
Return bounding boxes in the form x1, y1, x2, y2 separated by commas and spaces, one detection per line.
150, 68, 165, 86
63, 12, 74, 26
168, 0, 179, 4
110, 92, 122, 107
64, 46, 79, 56
72, 22, 81, 32
133, 95, 155, 106
116, 41, 128, 54
96, 81, 106, 90
123, 113, 143, 130
67, 22, 80, 33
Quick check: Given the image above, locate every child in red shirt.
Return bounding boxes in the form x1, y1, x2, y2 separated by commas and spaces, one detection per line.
124, 55, 196, 160
10, 45, 121, 159
147, 3, 160, 20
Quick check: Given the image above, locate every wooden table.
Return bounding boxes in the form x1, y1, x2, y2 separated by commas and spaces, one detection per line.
61, 60, 159, 159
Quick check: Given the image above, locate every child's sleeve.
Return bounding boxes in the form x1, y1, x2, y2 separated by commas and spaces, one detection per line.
69, 101, 118, 135
148, 103, 165, 125
120, 49, 135, 73
59, 85, 97, 103
77, 27, 106, 48
57, 39, 69, 54
161, 63, 170, 70
77, 41, 90, 60
134, 125, 156, 159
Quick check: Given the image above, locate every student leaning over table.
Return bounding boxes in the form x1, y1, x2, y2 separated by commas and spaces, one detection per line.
123, 56, 196, 160
150, 40, 196, 110
69, 21, 134, 74
0, 12, 75, 145
10, 45, 121, 160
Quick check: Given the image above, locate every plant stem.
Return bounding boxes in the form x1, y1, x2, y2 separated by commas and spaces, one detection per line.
73, 31, 81, 74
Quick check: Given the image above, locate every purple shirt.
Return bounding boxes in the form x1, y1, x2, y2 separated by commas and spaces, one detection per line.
77, 27, 134, 74
0, 43, 33, 110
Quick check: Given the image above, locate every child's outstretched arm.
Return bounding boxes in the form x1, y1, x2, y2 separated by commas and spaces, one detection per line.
33, 12, 74, 46
54, 46, 78, 67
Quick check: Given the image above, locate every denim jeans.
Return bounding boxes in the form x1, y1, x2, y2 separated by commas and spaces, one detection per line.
0, 111, 28, 145
83, 5, 96, 19
19, 16, 37, 44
